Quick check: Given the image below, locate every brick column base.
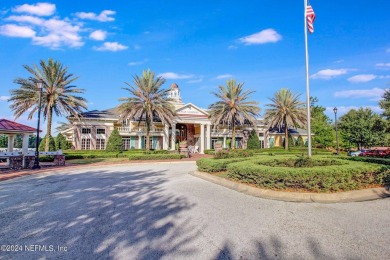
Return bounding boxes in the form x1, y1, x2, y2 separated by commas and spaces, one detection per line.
23, 156, 36, 169
9, 156, 23, 170
54, 155, 65, 166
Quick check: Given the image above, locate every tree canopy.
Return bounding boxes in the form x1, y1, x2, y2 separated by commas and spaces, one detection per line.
9, 58, 87, 151
208, 79, 260, 149
265, 88, 306, 150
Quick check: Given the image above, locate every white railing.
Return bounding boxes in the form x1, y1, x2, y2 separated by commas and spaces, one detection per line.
211, 129, 243, 135
118, 126, 164, 133
0, 150, 63, 157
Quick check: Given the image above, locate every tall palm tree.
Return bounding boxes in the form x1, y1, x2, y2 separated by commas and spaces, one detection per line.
264, 88, 306, 150
208, 79, 261, 149
118, 69, 175, 150
9, 58, 88, 151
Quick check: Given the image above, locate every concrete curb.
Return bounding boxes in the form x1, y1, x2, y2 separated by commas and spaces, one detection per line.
190, 170, 390, 203
0, 161, 196, 182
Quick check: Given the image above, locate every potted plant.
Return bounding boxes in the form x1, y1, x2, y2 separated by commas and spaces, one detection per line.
179, 140, 188, 148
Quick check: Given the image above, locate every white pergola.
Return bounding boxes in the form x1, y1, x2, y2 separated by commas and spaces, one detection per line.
0, 119, 38, 155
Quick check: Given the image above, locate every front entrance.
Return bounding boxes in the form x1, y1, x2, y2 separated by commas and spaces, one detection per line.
176, 124, 187, 143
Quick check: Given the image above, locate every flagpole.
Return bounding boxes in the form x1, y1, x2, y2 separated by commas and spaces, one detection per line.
304, 0, 312, 157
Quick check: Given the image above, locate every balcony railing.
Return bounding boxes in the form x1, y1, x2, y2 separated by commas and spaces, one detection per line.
211, 129, 243, 136
118, 126, 164, 133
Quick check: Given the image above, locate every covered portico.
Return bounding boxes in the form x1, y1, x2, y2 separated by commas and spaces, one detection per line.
0, 119, 37, 155
168, 103, 211, 154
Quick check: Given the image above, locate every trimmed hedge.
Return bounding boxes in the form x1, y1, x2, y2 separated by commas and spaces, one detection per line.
343, 156, 390, 166
226, 156, 390, 192
196, 158, 251, 173
214, 149, 253, 159
128, 154, 185, 160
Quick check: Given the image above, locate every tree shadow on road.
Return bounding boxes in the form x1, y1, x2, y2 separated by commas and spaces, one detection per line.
0, 167, 199, 259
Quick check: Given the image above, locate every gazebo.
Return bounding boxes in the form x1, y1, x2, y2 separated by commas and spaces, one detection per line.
0, 119, 39, 154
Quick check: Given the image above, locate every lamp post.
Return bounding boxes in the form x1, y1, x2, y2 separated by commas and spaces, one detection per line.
333, 107, 339, 155
32, 79, 43, 170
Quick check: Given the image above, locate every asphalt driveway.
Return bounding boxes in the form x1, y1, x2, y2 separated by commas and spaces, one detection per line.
0, 162, 389, 259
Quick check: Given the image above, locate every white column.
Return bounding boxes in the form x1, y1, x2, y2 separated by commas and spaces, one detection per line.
223, 136, 227, 149
171, 124, 176, 150
206, 124, 211, 150
7, 134, 15, 152
138, 135, 142, 149
163, 124, 169, 150
200, 124, 205, 154
22, 134, 30, 155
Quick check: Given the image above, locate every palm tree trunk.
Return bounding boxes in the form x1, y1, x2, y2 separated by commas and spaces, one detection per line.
145, 120, 150, 151
45, 107, 53, 152
284, 124, 288, 151
231, 122, 236, 150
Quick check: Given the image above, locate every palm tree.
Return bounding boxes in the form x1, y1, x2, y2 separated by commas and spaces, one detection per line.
118, 69, 175, 150
9, 58, 88, 151
264, 88, 306, 150
208, 79, 261, 149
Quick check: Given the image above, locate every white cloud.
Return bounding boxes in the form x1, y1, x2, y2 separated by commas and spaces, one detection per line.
215, 74, 233, 79
0, 24, 36, 37
13, 2, 56, 16
376, 63, 390, 67
347, 74, 377, 83
187, 77, 204, 84
0, 96, 10, 101
334, 60, 344, 63
158, 72, 194, 79
75, 10, 115, 22
6, 15, 44, 25
326, 106, 383, 116
239, 29, 282, 45
228, 45, 237, 50
310, 69, 349, 80
94, 42, 128, 51
128, 59, 148, 66
32, 18, 84, 48
334, 87, 385, 100
89, 30, 107, 41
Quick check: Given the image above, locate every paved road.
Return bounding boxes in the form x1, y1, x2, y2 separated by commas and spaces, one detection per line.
0, 162, 389, 260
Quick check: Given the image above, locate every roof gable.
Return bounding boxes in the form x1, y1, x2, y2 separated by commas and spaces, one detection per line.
176, 103, 209, 116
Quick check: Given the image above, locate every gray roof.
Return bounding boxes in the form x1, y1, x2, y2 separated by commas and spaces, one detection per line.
73, 108, 120, 120
269, 127, 309, 135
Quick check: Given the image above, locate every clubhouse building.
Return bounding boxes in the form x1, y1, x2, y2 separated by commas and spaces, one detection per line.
63, 83, 310, 153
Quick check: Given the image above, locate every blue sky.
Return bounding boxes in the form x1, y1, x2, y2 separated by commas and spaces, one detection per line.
0, 1, 389, 134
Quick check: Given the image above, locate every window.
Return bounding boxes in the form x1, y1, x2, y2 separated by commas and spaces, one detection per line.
258, 132, 264, 137
260, 140, 265, 149
122, 138, 131, 150
96, 139, 105, 150
82, 128, 91, 134
81, 138, 91, 150
97, 128, 105, 134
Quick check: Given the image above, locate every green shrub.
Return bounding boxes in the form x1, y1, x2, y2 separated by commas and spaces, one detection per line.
214, 149, 253, 159
343, 156, 390, 166
247, 130, 260, 149
128, 154, 184, 160
143, 150, 169, 154
204, 149, 215, 155
296, 136, 304, 147
39, 135, 56, 152
106, 129, 122, 152
55, 133, 71, 150
39, 155, 54, 162
196, 157, 251, 173
226, 156, 390, 192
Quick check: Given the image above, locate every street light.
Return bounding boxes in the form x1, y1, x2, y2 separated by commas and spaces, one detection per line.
333, 107, 339, 155
32, 79, 43, 170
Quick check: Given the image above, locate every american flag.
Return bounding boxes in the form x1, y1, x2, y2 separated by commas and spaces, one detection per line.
306, 4, 316, 33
